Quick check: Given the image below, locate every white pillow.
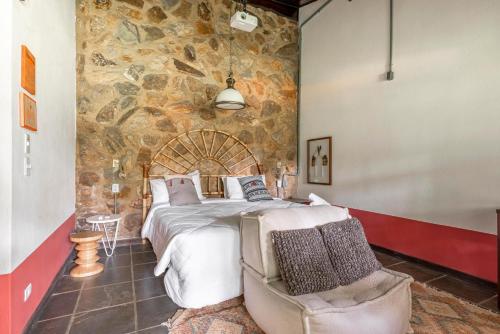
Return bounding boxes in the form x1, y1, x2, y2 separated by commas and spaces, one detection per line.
164, 171, 206, 200
150, 179, 169, 204
223, 176, 245, 199
308, 193, 331, 206
223, 175, 266, 199
188, 170, 206, 200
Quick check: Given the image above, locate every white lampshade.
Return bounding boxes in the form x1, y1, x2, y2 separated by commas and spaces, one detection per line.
215, 88, 245, 110
215, 75, 245, 110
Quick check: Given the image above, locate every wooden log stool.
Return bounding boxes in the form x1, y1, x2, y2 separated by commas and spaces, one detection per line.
70, 231, 104, 278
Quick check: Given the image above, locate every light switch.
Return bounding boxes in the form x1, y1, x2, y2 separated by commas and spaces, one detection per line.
24, 133, 31, 154
112, 183, 120, 193
24, 157, 31, 176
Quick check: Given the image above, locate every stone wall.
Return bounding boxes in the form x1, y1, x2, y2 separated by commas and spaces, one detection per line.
76, 0, 298, 239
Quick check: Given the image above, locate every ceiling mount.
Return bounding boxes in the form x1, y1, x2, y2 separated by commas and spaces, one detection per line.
246, 0, 319, 20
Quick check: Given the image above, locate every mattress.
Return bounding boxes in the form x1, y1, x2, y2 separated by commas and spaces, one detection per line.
141, 198, 302, 308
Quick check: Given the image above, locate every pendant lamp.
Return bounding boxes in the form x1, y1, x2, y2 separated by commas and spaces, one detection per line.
215, 25, 245, 109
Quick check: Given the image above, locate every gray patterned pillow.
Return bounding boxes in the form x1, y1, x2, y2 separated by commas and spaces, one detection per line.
238, 176, 273, 202
272, 228, 339, 296
166, 178, 201, 206
318, 218, 381, 286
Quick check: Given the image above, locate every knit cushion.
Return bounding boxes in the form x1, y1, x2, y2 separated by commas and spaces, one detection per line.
166, 178, 201, 206
239, 176, 273, 202
272, 228, 339, 296
318, 218, 381, 286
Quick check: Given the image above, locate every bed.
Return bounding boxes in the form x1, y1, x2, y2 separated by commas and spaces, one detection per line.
140, 129, 302, 308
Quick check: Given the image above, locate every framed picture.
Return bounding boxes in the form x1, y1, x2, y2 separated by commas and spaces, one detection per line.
307, 136, 332, 185
19, 92, 37, 131
21, 45, 36, 95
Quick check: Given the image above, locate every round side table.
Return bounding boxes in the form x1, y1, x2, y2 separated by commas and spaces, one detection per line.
87, 214, 121, 257
70, 231, 104, 278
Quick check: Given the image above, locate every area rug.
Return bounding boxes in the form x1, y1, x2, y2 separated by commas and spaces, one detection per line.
164, 282, 499, 334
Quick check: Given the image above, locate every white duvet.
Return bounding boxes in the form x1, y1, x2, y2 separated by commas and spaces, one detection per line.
141, 198, 301, 308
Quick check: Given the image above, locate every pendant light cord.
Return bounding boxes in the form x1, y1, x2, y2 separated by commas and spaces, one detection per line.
229, 3, 234, 78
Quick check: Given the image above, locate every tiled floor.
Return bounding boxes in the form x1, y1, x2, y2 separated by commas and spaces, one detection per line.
28, 240, 176, 334
375, 248, 498, 313
27, 243, 498, 334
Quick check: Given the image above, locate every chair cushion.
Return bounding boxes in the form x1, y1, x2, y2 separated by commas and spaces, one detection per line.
268, 268, 411, 313
272, 228, 339, 296
239, 176, 273, 201
318, 218, 381, 286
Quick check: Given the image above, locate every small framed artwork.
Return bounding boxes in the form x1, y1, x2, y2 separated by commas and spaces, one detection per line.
19, 92, 37, 131
21, 45, 36, 95
307, 136, 332, 185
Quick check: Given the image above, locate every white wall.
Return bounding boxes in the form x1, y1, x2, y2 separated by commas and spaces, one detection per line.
0, 0, 14, 275
8, 0, 76, 270
298, 0, 500, 234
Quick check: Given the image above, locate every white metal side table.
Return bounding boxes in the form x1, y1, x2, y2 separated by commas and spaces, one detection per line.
86, 214, 121, 257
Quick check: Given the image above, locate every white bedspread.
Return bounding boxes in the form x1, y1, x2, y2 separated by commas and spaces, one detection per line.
141, 199, 301, 308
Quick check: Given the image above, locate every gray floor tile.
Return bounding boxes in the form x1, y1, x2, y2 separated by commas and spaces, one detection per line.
388, 261, 444, 283
131, 242, 153, 253
83, 266, 132, 289
53, 275, 84, 294
133, 263, 156, 280
77, 282, 133, 312
28, 316, 71, 334
99, 253, 132, 268
70, 303, 135, 334
135, 277, 166, 301
132, 252, 157, 265
136, 325, 169, 333
136, 296, 178, 330
428, 275, 497, 304
39, 291, 79, 320
479, 296, 499, 313
374, 251, 405, 267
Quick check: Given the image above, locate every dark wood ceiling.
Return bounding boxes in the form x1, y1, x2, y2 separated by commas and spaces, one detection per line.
247, 0, 319, 20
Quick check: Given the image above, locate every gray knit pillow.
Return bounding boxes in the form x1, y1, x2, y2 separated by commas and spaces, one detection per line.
318, 218, 381, 286
272, 228, 339, 296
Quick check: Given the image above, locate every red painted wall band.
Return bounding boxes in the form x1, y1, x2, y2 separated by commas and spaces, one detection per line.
0, 214, 75, 334
350, 208, 497, 283
0, 274, 12, 334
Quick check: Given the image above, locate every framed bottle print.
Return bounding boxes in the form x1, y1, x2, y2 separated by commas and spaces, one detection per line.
307, 136, 332, 185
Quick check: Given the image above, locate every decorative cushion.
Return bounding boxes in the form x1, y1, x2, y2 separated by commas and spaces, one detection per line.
318, 218, 381, 286
271, 228, 339, 296
166, 178, 202, 206
150, 179, 169, 204
238, 176, 272, 202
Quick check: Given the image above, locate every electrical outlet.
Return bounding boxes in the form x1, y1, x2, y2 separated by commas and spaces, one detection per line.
24, 133, 31, 154
24, 157, 31, 176
24, 283, 32, 302
112, 183, 120, 193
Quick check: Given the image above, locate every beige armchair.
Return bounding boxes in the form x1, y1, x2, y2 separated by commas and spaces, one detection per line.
240, 206, 413, 334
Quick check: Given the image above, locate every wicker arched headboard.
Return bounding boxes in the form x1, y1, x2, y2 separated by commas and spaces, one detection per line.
142, 129, 262, 222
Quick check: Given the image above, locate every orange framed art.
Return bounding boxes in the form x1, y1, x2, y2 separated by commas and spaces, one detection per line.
19, 92, 37, 131
21, 45, 36, 95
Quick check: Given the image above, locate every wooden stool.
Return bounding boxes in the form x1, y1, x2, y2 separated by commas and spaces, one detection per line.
70, 231, 104, 278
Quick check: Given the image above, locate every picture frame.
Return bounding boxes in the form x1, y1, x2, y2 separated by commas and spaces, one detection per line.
21, 45, 36, 95
307, 136, 332, 185
19, 92, 37, 131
